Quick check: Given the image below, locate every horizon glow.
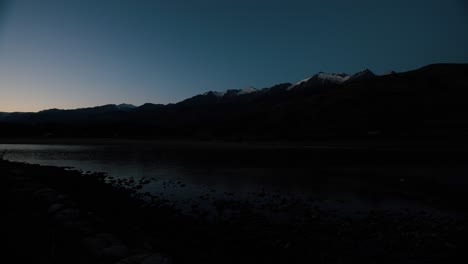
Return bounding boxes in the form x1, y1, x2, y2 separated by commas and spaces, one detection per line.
1, 0, 468, 112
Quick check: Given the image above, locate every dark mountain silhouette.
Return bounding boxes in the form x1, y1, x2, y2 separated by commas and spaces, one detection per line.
177, 86, 263, 106
1, 63, 468, 140
346, 68, 376, 82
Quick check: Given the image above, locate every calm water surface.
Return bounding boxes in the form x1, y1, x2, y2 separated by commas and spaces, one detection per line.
2, 143, 467, 215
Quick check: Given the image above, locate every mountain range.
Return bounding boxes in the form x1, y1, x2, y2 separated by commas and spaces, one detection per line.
1, 63, 468, 140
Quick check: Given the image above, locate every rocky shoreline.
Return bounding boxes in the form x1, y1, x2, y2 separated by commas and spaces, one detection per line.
3, 159, 172, 264
2, 159, 466, 263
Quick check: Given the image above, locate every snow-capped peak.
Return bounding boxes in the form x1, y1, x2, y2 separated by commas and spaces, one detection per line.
212, 91, 227, 97
287, 77, 313, 90
237, 86, 258, 95
287, 72, 350, 90
287, 68, 377, 91
316, 72, 350, 83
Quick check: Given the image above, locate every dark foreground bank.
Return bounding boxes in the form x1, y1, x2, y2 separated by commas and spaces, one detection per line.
2, 159, 467, 264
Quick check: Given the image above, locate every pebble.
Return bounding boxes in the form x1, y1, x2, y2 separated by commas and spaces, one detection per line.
48, 203, 65, 214
82, 233, 129, 260
115, 253, 172, 264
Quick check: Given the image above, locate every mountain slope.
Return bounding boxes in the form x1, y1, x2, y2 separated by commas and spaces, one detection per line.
1, 64, 467, 140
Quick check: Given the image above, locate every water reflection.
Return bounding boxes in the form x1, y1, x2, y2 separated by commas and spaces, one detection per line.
2, 143, 466, 215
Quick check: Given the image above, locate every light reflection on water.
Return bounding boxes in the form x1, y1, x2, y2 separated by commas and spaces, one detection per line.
1, 143, 465, 215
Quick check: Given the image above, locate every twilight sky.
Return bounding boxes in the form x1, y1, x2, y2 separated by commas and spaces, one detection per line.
0, 0, 467, 112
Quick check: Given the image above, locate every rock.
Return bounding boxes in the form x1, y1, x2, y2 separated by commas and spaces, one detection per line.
82, 233, 129, 260
60, 219, 96, 236
82, 233, 112, 254
56, 194, 68, 201
102, 244, 129, 260
115, 254, 147, 264
115, 253, 172, 264
32, 188, 58, 204
52, 208, 81, 223
48, 203, 65, 214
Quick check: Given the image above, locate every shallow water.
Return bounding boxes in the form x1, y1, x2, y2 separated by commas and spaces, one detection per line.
2, 143, 467, 215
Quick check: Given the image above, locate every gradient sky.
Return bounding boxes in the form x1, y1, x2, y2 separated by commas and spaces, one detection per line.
0, 0, 467, 112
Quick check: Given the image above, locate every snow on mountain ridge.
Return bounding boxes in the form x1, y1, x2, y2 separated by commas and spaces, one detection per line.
198, 68, 375, 97
287, 72, 350, 90
288, 69, 376, 91
202, 91, 226, 98
237, 86, 258, 95
287, 76, 314, 90
202, 86, 258, 98
316, 72, 350, 83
